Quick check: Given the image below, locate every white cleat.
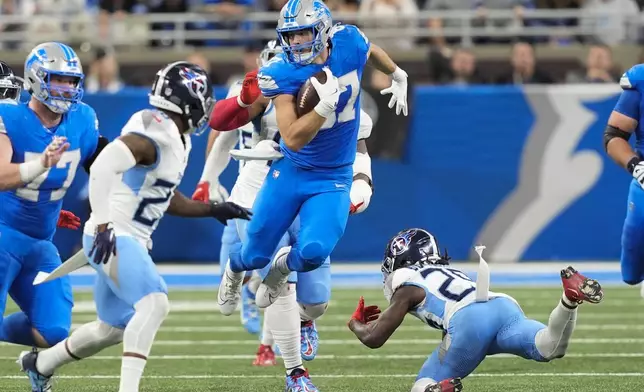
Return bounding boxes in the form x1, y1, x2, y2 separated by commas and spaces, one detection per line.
256, 246, 291, 308
640, 282, 644, 299
217, 263, 245, 316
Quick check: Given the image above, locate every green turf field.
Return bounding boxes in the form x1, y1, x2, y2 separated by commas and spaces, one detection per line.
1, 286, 642, 391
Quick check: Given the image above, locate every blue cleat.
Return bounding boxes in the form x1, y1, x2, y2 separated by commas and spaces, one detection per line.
285, 368, 318, 392
241, 284, 260, 335
17, 349, 53, 392
300, 320, 319, 361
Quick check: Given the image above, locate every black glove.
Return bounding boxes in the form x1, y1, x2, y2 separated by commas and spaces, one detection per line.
90, 223, 116, 264
209, 202, 252, 225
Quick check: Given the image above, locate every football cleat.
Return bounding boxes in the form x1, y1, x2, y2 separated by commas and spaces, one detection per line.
285, 368, 318, 392
241, 284, 260, 335
17, 349, 53, 392
256, 246, 291, 308
425, 378, 463, 392
300, 320, 319, 361
253, 344, 277, 367
217, 264, 244, 316
560, 266, 603, 305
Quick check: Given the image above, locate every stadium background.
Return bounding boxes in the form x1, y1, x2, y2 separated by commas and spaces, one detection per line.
1, 1, 639, 265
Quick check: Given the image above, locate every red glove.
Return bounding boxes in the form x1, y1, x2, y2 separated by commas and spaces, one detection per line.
192, 181, 210, 203
57, 210, 81, 230
349, 296, 381, 325
238, 69, 261, 107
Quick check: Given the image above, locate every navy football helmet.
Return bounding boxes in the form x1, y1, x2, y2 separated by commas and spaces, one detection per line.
382, 228, 450, 279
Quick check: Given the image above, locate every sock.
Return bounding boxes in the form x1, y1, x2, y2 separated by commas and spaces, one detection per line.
119, 293, 170, 392
260, 314, 274, 347
37, 320, 124, 376
561, 292, 578, 309
0, 312, 36, 346
119, 356, 146, 392
265, 283, 302, 374
535, 295, 577, 360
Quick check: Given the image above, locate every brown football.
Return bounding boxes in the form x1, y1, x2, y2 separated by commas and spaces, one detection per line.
295, 70, 327, 118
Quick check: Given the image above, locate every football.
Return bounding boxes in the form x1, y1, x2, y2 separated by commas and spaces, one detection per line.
295, 70, 327, 117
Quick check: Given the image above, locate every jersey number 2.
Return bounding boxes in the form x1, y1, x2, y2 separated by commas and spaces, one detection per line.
133, 179, 176, 227
16, 150, 81, 202
421, 267, 475, 302
321, 70, 360, 130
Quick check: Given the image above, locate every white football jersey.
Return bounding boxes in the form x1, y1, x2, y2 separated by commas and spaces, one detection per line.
229, 107, 372, 209
385, 265, 518, 330
85, 109, 191, 246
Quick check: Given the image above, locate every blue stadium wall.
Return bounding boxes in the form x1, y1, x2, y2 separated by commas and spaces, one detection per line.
52, 84, 630, 263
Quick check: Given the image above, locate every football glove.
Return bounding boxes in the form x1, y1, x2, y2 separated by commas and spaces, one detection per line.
237, 69, 261, 107
350, 179, 372, 215
57, 210, 81, 230
311, 67, 340, 118
381, 67, 408, 116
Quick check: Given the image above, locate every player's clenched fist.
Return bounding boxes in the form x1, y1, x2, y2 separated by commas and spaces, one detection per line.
350, 179, 372, 215
41, 136, 70, 168
629, 157, 644, 189
237, 69, 261, 108
311, 67, 340, 118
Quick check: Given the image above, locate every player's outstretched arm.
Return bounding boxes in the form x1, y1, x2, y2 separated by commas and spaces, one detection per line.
208, 70, 267, 132
82, 135, 110, 173
366, 44, 408, 116
0, 133, 69, 191
193, 128, 237, 203
167, 190, 252, 224
348, 286, 424, 349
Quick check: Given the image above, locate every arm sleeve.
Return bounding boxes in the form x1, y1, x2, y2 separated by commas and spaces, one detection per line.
200, 130, 238, 183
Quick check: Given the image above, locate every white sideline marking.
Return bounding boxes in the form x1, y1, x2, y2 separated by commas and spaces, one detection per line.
3, 338, 642, 347
68, 324, 642, 333
0, 373, 642, 380
2, 353, 643, 361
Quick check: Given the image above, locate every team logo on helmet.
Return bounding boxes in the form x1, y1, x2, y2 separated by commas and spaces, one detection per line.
179, 67, 207, 99
390, 229, 417, 256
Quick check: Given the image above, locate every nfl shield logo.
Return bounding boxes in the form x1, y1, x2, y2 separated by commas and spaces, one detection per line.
272, 170, 280, 179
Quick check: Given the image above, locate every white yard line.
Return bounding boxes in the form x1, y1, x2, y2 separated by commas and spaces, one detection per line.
1, 353, 642, 361
0, 372, 642, 380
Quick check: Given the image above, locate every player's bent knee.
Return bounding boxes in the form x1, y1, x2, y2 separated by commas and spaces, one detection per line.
298, 242, 329, 272
411, 377, 437, 392
299, 302, 328, 321
534, 329, 567, 362
135, 292, 170, 320
36, 325, 70, 347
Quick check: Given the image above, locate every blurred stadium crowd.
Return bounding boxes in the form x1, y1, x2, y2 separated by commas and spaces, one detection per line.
0, 0, 638, 89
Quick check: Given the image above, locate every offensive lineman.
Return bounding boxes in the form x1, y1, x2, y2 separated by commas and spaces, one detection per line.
17, 61, 252, 392
0, 61, 82, 231
605, 64, 644, 295
0, 43, 109, 350
348, 229, 604, 392
194, 41, 375, 372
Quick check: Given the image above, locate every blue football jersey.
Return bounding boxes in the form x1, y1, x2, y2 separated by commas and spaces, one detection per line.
617, 64, 644, 156
0, 102, 99, 240
258, 24, 370, 170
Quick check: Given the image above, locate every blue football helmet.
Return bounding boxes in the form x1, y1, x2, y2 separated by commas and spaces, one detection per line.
276, 0, 332, 65
23, 42, 84, 113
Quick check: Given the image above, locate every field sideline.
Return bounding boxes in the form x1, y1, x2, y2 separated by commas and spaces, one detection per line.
2, 262, 640, 391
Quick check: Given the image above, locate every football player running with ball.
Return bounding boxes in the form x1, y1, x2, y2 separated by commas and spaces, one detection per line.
348, 229, 604, 392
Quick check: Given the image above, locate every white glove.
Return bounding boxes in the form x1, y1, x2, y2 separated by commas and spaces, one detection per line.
41, 136, 70, 168
350, 179, 372, 214
631, 159, 644, 189
311, 67, 341, 118
209, 182, 230, 204
380, 67, 408, 116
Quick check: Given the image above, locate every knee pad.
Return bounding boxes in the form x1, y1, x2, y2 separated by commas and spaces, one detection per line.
299, 302, 328, 321
134, 292, 170, 320
411, 378, 437, 392
297, 242, 328, 272
38, 325, 70, 347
